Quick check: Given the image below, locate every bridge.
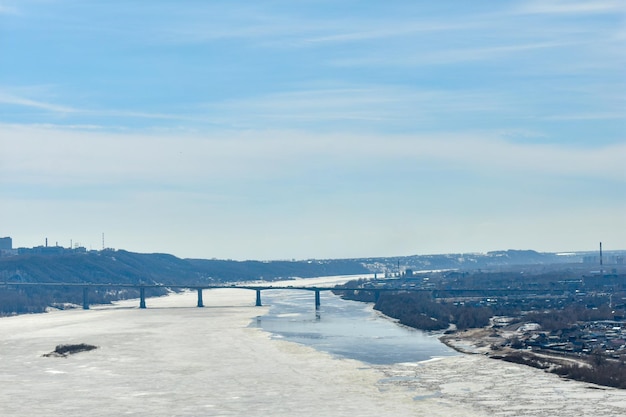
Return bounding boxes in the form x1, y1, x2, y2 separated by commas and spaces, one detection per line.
0, 281, 551, 310
0, 282, 386, 310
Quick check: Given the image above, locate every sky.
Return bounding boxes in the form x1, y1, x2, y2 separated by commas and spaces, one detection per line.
0, 0, 624, 260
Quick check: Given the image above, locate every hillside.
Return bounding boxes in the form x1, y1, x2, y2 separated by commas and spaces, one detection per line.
0, 250, 370, 314
0, 249, 370, 285
0, 247, 617, 315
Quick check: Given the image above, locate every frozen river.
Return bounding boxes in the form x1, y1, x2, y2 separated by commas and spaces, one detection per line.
1, 276, 626, 416
253, 289, 457, 364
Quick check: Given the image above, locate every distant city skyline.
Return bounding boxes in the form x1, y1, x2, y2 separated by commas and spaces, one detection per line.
1, 1, 624, 260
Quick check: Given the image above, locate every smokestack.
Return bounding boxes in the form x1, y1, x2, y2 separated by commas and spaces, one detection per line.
600, 242, 603, 275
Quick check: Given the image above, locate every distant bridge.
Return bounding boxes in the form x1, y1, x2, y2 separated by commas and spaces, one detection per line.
0, 281, 552, 310
0, 282, 402, 310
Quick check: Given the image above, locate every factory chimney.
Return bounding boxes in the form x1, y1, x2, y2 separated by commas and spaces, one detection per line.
599, 242, 603, 275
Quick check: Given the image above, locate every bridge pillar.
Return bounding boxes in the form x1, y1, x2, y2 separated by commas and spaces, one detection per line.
315, 290, 320, 310
197, 288, 204, 308
82, 287, 89, 310
374, 290, 381, 303
256, 289, 262, 307
139, 287, 146, 309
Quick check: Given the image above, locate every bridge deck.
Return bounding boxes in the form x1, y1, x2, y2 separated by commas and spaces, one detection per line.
0, 281, 551, 310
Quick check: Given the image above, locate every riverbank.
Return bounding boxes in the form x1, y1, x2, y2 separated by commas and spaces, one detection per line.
439, 325, 626, 389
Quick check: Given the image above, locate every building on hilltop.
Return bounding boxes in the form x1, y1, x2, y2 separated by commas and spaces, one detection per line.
17, 245, 87, 256
0, 237, 12, 250
0, 236, 17, 257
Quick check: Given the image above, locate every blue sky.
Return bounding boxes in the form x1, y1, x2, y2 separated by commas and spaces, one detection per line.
1, 0, 624, 260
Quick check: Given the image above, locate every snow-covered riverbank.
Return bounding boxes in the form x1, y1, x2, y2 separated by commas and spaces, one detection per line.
1, 280, 626, 416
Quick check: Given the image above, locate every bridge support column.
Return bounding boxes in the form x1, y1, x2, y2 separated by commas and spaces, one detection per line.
197, 288, 204, 308
374, 290, 380, 303
139, 287, 146, 309
256, 289, 262, 307
82, 287, 89, 310
315, 290, 320, 310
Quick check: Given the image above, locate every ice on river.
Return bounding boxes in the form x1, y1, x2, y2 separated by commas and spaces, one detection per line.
1, 278, 626, 416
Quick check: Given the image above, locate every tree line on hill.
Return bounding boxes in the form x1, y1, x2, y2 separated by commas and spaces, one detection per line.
333, 284, 493, 331
0, 249, 369, 315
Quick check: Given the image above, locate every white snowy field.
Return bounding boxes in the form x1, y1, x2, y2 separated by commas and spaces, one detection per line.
2, 279, 626, 416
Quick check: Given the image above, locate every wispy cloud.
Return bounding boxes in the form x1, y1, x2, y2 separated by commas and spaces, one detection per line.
0, 91, 77, 113
541, 112, 626, 121
144, 4, 490, 49
300, 19, 478, 45
200, 86, 506, 130
516, 0, 626, 15
331, 41, 570, 67
0, 5, 19, 15
0, 89, 215, 124
2, 125, 623, 191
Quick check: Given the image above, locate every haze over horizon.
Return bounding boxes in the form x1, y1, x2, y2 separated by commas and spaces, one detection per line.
1, 1, 624, 260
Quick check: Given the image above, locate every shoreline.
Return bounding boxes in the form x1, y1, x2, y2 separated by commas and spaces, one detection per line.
437, 326, 626, 390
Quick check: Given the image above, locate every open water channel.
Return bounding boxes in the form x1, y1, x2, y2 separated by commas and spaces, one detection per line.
251, 289, 458, 365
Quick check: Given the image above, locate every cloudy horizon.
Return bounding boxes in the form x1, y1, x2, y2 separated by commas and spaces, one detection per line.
1, 1, 624, 260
